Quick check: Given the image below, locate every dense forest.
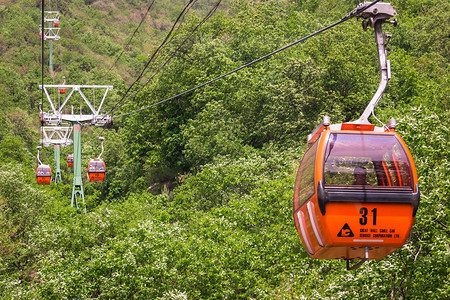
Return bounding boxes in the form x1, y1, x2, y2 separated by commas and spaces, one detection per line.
0, 0, 448, 298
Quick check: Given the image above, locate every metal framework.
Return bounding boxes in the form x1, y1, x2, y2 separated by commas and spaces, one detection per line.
40, 126, 73, 183
40, 11, 60, 40
39, 84, 113, 211
40, 11, 60, 72
39, 85, 113, 126
40, 126, 73, 147
40, 26, 60, 40
44, 11, 60, 23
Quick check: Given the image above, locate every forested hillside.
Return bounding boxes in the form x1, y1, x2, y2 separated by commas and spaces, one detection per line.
0, 0, 448, 298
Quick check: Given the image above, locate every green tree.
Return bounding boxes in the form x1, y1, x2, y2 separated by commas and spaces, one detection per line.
0, 164, 45, 297
181, 100, 250, 167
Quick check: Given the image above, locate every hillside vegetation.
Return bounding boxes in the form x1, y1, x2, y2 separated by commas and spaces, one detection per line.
0, 0, 448, 298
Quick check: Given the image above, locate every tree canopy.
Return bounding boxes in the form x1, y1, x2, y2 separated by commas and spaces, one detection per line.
0, 0, 448, 298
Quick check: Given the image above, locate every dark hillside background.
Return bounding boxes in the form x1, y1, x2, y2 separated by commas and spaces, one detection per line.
0, 0, 448, 298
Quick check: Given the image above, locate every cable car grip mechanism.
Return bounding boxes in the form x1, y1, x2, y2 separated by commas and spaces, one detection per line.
352, 2, 398, 124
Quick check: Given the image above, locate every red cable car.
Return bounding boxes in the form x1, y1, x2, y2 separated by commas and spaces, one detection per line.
59, 87, 66, 94
87, 158, 105, 183
54, 20, 59, 27
67, 154, 74, 168
293, 119, 419, 261
36, 164, 52, 185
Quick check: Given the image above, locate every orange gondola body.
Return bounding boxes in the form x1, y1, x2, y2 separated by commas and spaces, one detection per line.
39, 112, 45, 122
67, 154, 74, 168
87, 158, 105, 183
59, 87, 66, 94
293, 122, 419, 260
36, 164, 52, 185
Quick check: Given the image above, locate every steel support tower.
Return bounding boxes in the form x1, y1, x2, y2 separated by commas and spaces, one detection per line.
40, 11, 60, 72
39, 84, 113, 211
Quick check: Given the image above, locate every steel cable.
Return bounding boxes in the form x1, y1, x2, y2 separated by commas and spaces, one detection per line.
113, 0, 380, 119
108, 0, 156, 72
108, 0, 222, 117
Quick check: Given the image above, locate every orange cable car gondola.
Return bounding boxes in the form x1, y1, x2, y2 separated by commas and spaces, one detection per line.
67, 154, 74, 168
293, 117, 419, 262
36, 145, 52, 185
292, 3, 420, 267
59, 77, 66, 95
87, 137, 106, 183
87, 158, 105, 183
36, 164, 52, 185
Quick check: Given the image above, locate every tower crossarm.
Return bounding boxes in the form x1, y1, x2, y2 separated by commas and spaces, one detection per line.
40, 25, 61, 40
40, 126, 73, 147
39, 85, 114, 126
44, 11, 60, 22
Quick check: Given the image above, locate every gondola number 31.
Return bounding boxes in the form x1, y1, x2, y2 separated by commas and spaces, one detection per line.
360, 207, 377, 225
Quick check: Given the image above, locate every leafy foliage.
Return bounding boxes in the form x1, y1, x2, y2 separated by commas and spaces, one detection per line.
0, 164, 46, 298
0, 0, 448, 298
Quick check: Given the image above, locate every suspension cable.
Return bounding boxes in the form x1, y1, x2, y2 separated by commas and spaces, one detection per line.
108, 0, 222, 117
87, 0, 212, 144
108, 0, 156, 72
108, 0, 197, 116
113, 0, 380, 119
41, 0, 45, 148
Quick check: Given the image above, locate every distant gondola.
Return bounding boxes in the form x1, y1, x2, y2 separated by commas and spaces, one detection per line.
36, 164, 52, 185
67, 154, 74, 168
87, 158, 105, 183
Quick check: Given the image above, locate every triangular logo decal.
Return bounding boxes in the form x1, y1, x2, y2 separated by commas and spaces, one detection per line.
337, 223, 354, 237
